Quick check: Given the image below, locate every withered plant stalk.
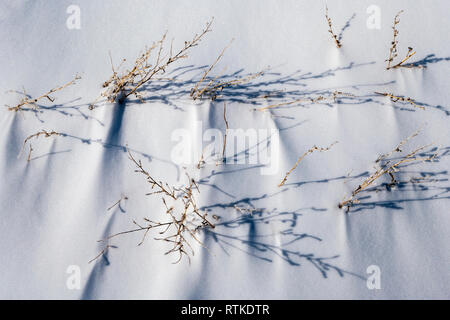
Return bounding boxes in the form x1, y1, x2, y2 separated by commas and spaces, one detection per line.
325, 6, 341, 48
190, 39, 233, 100
257, 91, 354, 112
90, 19, 214, 108
19, 130, 60, 161
7, 75, 81, 112
190, 39, 264, 101
91, 147, 215, 264
279, 142, 338, 187
107, 195, 129, 211
222, 102, 229, 162
385, 11, 422, 70
339, 130, 438, 211
375, 92, 424, 110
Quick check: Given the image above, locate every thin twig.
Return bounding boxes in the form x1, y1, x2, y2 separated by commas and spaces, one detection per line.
385, 11, 422, 70
279, 142, 338, 187
91, 147, 216, 264
107, 195, 129, 211
326, 6, 341, 48
339, 130, 439, 211
221, 102, 229, 162
191, 38, 234, 100
257, 91, 354, 111
375, 92, 424, 110
7, 75, 81, 112
18, 130, 60, 160
90, 19, 214, 108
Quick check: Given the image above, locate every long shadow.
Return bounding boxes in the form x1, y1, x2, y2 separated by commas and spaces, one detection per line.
196, 154, 363, 279
195, 117, 307, 180
7, 54, 450, 121
201, 205, 363, 279
349, 169, 450, 212
9, 57, 447, 281
29, 149, 72, 161
408, 53, 450, 68
342, 146, 450, 213
197, 165, 266, 198
81, 213, 119, 299
338, 13, 356, 42
283, 171, 370, 190
57, 132, 181, 178
127, 59, 450, 116
258, 89, 450, 116
194, 145, 449, 277
126, 61, 382, 109
4, 92, 104, 125
129, 62, 450, 116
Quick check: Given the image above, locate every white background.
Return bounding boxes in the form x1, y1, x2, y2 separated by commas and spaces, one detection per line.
0, 0, 449, 299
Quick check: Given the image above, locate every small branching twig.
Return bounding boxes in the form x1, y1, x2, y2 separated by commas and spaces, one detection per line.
390, 47, 419, 69
375, 92, 424, 110
234, 205, 258, 215
257, 91, 354, 112
279, 142, 338, 187
90, 19, 214, 108
190, 39, 233, 100
325, 6, 341, 48
107, 195, 129, 211
221, 102, 229, 162
88, 244, 113, 264
386, 11, 422, 70
332, 91, 354, 102
197, 152, 206, 169
7, 75, 81, 112
19, 130, 60, 161
339, 130, 439, 211
127, 145, 177, 199
190, 39, 264, 101
91, 147, 215, 264
375, 127, 422, 163
201, 70, 264, 101
386, 10, 402, 70
27, 144, 33, 162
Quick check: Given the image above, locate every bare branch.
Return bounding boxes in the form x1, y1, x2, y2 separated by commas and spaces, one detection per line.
8, 75, 81, 112
325, 6, 341, 48
19, 130, 60, 160
375, 92, 424, 110
279, 142, 338, 187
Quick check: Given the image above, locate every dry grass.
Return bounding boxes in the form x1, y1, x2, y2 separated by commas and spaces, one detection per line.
107, 195, 129, 211
257, 91, 354, 112
190, 39, 233, 100
375, 92, 424, 110
19, 130, 60, 162
279, 142, 338, 187
91, 146, 215, 264
201, 70, 264, 101
325, 6, 341, 48
338, 129, 439, 211
89, 19, 214, 109
234, 205, 258, 215
190, 39, 264, 101
7, 75, 81, 112
385, 11, 422, 70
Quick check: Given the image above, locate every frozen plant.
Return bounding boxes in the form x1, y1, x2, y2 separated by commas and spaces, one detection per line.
91, 147, 215, 264
7, 75, 80, 112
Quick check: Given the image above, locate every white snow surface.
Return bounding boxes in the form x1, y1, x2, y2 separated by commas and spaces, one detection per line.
0, 0, 449, 299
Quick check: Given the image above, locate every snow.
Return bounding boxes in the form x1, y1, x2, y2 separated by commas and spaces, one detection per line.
0, 0, 449, 299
